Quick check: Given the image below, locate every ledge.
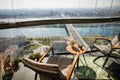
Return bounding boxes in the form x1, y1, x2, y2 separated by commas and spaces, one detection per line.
0, 17, 120, 29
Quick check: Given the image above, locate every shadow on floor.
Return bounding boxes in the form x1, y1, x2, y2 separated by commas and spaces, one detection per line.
74, 66, 96, 80
106, 62, 120, 80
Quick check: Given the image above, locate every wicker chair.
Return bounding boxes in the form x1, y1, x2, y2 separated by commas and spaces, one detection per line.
91, 32, 120, 67
22, 41, 79, 80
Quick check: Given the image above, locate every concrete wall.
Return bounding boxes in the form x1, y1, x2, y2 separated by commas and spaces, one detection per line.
0, 36, 26, 52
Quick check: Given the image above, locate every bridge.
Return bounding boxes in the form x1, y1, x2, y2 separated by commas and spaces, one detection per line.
61, 13, 90, 51
65, 24, 90, 51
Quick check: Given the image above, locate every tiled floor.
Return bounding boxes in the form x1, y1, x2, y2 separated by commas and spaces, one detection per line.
12, 62, 39, 80
73, 55, 114, 80
11, 53, 116, 80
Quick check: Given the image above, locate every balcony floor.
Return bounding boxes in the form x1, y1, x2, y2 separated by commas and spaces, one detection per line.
10, 52, 120, 80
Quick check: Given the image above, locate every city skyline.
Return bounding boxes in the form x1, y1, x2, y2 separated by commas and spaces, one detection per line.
0, 0, 120, 9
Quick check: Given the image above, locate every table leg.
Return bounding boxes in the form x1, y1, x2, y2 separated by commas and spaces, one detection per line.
77, 57, 79, 70
34, 73, 37, 80
34, 59, 38, 80
83, 54, 88, 66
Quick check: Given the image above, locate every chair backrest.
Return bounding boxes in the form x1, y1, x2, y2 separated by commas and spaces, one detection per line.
22, 58, 66, 80
108, 32, 120, 47
22, 48, 78, 80
108, 32, 120, 55
52, 41, 68, 54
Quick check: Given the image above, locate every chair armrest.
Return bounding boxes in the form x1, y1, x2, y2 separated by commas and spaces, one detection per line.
112, 46, 120, 49
95, 37, 111, 42
66, 54, 79, 80
94, 37, 112, 45
38, 47, 52, 62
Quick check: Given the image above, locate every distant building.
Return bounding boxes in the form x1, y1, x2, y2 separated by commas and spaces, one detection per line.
0, 36, 26, 52
2, 45, 18, 58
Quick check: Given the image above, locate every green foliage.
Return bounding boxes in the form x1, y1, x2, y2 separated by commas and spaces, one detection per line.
5, 54, 10, 59
29, 52, 41, 60
39, 41, 50, 45
34, 52, 41, 60
24, 45, 39, 50
29, 45, 37, 49
28, 53, 35, 60
13, 57, 20, 63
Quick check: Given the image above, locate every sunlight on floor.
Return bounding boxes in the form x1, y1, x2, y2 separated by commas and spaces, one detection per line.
72, 55, 115, 80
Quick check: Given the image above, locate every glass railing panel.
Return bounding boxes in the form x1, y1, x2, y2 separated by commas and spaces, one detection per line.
111, 0, 120, 17
95, 0, 112, 17
13, 0, 62, 20
0, 0, 16, 23
74, 22, 120, 37
0, 0, 120, 24
0, 24, 68, 38
74, 22, 120, 45
77, 0, 96, 17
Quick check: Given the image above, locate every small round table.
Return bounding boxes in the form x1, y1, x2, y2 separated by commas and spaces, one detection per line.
66, 44, 86, 69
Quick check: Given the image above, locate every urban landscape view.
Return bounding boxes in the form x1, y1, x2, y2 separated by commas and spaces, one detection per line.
0, 0, 120, 80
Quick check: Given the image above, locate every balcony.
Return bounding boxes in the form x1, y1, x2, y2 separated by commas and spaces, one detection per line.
0, 0, 120, 80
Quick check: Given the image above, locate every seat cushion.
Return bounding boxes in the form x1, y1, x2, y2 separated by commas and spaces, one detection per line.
94, 43, 120, 64
114, 42, 120, 53
94, 44, 111, 53
107, 35, 119, 48
110, 52, 120, 64
47, 55, 73, 77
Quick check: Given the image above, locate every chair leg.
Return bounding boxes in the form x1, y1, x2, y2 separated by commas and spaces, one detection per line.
89, 45, 95, 56
103, 55, 110, 67
83, 54, 88, 66
77, 57, 79, 70
103, 51, 113, 67
93, 56, 106, 67
93, 56, 105, 63
34, 73, 37, 80
93, 55, 110, 68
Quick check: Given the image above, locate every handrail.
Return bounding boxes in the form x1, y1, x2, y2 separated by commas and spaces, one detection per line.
0, 17, 120, 29
38, 47, 52, 62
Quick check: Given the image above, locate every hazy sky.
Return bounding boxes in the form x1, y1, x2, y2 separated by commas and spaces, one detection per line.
0, 0, 120, 9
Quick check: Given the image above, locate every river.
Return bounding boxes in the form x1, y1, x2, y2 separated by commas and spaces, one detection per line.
0, 24, 120, 38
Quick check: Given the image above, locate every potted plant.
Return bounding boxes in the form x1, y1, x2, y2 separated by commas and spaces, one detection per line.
3, 55, 14, 80
70, 39, 76, 47
13, 57, 20, 69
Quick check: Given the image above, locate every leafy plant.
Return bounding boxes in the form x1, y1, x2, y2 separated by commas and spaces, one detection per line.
13, 57, 20, 63
13, 57, 20, 67
29, 53, 35, 60
3, 55, 14, 77
29, 52, 41, 60
34, 52, 41, 60
24, 45, 39, 50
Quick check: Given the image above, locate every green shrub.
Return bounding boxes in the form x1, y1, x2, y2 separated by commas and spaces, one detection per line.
13, 57, 20, 68
29, 53, 35, 60
34, 52, 41, 60
13, 57, 20, 63
24, 45, 39, 50
29, 52, 41, 60
29, 45, 38, 50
